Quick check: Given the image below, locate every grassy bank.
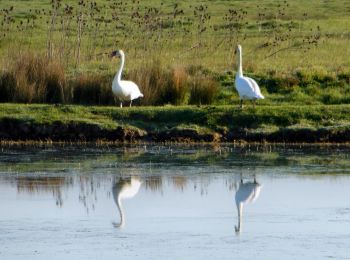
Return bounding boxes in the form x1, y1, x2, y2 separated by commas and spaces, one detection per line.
1, 103, 350, 143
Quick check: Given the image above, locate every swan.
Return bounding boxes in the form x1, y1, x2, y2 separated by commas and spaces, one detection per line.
234, 176, 262, 233
111, 50, 143, 108
112, 177, 141, 228
235, 44, 264, 108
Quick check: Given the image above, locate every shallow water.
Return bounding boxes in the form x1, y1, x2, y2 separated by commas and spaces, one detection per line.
0, 145, 350, 260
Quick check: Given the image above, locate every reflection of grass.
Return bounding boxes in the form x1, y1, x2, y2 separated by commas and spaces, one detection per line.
1, 145, 350, 176
288, 155, 350, 167
250, 152, 281, 162
248, 150, 350, 171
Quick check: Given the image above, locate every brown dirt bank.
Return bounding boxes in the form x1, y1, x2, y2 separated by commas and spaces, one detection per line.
1, 118, 350, 143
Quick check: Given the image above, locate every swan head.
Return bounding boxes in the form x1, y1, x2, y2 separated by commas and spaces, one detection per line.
112, 221, 125, 229
235, 225, 241, 234
110, 49, 124, 58
235, 44, 242, 54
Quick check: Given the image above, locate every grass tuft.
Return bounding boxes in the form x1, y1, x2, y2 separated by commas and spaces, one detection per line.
0, 53, 66, 103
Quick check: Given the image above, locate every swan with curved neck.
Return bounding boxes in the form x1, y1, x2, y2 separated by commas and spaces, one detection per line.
235, 45, 264, 108
111, 50, 143, 108
112, 177, 141, 228
234, 176, 261, 233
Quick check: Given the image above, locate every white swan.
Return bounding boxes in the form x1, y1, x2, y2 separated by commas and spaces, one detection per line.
234, 176, 262, 233
112, 177, 141, 228
235, 44, 264, 108
111, 50, 143, 108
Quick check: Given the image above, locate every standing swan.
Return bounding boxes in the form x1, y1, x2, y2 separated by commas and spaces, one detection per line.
235, 45, 264, 108
234, 176, 262, 233
112, 177, 141, 228
111, 50, 143, 108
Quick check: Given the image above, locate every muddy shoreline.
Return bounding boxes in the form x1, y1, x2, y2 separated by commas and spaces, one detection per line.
1, 118, 350, 143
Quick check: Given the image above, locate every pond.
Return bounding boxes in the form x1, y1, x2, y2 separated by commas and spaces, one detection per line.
0, 144, 350, 259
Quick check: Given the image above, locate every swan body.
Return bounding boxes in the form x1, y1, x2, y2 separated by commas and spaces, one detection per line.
235, 45, 264, 108
235, 177, 262, 233
111, 50, 143, 108
112, 177, 141, 228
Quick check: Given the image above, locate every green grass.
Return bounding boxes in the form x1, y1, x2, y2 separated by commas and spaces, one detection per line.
1, 0, 350, 74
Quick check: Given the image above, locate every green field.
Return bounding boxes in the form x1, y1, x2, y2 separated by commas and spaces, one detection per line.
0, 0, 350, 106
1, 0, 350, 73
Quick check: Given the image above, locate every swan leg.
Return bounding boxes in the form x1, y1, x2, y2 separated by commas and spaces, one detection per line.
240, 99, 243, 109
129, 100, 132, 107
252, 100, 256, 108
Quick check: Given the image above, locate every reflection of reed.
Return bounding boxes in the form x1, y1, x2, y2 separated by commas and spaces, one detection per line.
78, 175, 106, 214
171, 176, 187, 192
16, 176, 70, 207
144, 176, 162, 192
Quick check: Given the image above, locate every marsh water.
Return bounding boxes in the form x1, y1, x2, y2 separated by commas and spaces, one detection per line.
0, 145, 350, 259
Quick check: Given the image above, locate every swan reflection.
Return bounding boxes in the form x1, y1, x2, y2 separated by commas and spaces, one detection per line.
112, 177, 141, 228
235, 176, 262, 233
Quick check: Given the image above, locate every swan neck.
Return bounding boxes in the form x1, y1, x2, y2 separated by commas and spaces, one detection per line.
115, 53, 125, 82
237, 48, 243, 77
116, 195, 125, 227
235, 202, 243, 233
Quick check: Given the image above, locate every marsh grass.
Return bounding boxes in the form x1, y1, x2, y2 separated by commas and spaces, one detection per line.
128, 61, 188, 105
1, 52, 349, 106
0, 53, 66, 103
0, 0, 350, 106
188, 73, 219, 105
71, 74, 113, 105
128, 60, 169, 106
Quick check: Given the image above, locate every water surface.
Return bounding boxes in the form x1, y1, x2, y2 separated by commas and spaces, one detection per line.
0, 145, 350, 259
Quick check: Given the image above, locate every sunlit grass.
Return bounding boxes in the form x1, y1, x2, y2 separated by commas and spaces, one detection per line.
2, 103, 350, 132
0, 0, 350, 106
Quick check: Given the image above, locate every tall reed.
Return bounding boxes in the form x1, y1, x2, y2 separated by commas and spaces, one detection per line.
0, 53, 66, 103
71, 74, 114, 105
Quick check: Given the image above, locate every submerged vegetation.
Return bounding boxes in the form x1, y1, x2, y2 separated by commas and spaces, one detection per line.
0, 0, 349, 106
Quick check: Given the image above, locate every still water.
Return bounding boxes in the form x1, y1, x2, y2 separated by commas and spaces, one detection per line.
0, 145, 350, 259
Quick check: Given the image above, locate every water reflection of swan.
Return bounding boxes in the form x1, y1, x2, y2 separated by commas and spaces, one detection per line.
235, 176, 261, 233
112, 177, 141, 228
